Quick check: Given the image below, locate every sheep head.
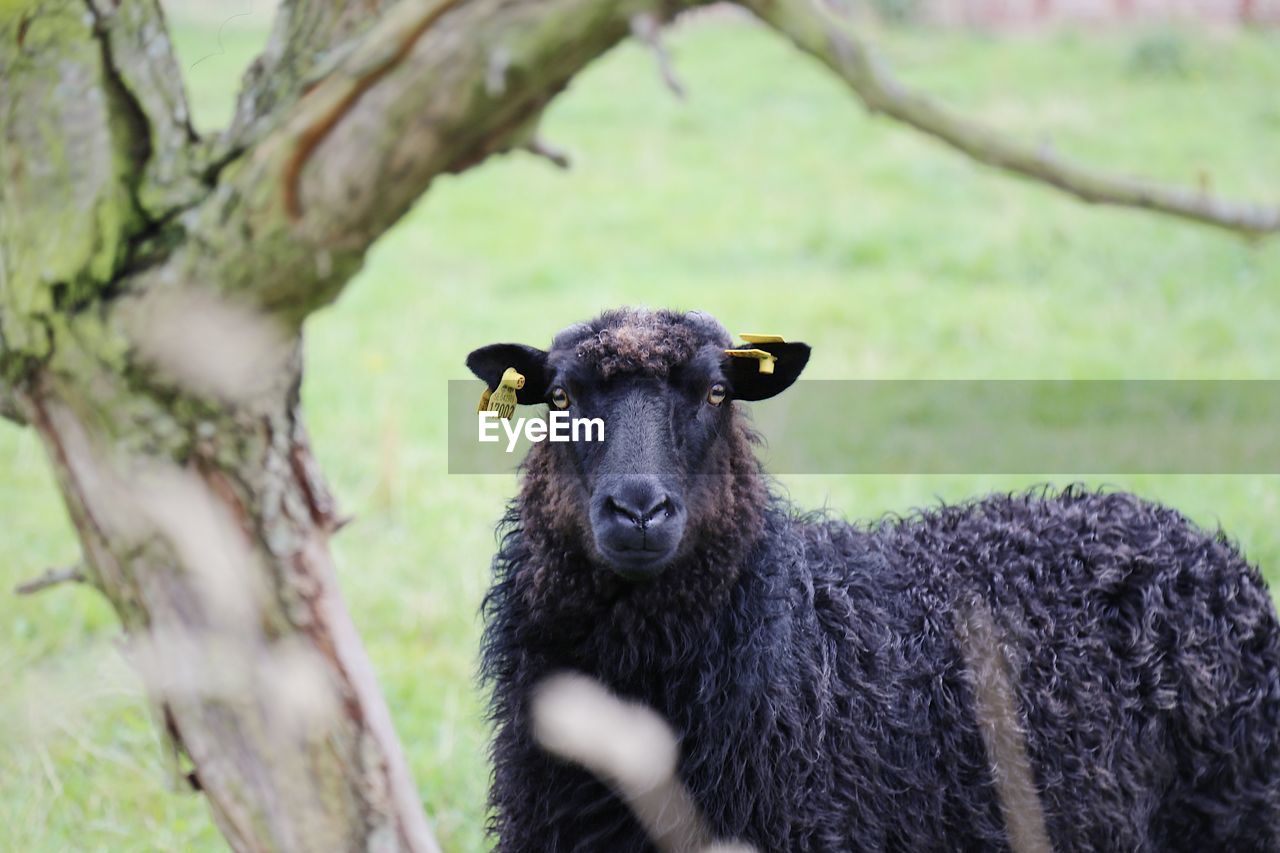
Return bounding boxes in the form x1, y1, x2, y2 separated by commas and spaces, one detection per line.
467, 308, 809, 580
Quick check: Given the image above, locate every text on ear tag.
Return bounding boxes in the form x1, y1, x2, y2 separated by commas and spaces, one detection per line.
478, 367, 526, 419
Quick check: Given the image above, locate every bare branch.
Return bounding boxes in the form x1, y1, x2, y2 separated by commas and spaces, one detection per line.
737, 0, 1280, 239
14, 565, 86, 596
631, 12, 687, 98
524, 136, 572, 169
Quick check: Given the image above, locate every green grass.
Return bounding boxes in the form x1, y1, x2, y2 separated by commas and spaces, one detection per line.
2, 12, 1279, 851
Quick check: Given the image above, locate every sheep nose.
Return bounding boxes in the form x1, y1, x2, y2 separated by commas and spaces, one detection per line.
604, 481, 673, 529
592, 476, 687, 576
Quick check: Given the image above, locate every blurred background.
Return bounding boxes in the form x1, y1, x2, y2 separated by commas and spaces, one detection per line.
1, 1, 1278, 849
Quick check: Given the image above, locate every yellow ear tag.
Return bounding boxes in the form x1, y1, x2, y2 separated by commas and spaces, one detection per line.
478, 367, 525, 419
724, 348, 777, 374
725, 333, 785, 375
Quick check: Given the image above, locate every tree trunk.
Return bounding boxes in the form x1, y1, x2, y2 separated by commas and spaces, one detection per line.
2, 0, 1278, 850
19, 345, 438, 851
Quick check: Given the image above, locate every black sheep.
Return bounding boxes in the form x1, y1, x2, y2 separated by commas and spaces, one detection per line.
467, 308, 1280, 852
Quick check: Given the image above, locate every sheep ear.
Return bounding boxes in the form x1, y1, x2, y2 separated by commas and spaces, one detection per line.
466, 343, 550, 406
724, 342, 810, 402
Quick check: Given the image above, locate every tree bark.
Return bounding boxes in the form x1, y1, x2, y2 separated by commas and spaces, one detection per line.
19, 351, 439, 852
2, 0, 1278, 850
1, 1, 452, 849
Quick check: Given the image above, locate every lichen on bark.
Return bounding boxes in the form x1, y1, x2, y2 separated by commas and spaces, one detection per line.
0, 0, 143, 357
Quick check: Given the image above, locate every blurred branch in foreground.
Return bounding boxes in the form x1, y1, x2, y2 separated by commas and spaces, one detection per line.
740, 0, 1280, 239
533, 672, 756, 853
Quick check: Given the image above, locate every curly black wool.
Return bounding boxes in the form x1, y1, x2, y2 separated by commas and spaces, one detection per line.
479, 321, 1280, 853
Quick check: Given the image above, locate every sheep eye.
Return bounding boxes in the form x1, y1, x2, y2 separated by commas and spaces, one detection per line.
706, 383, 727, 407
550, 387, 571, 409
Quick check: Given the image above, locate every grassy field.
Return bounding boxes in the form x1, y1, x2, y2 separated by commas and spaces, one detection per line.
2, 10, 1279, 851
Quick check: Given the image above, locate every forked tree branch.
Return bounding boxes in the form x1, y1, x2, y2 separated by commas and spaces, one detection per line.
171, 0, 694, 324
738, 0, 1280, 239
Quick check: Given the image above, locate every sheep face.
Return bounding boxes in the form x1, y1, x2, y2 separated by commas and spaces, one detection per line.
467, 309, 809, 580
